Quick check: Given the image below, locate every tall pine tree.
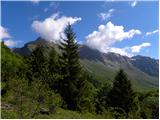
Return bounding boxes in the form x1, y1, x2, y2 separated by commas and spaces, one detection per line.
58, 24, 81, 110
59, 24, 95, 111
108, 69, 135, 116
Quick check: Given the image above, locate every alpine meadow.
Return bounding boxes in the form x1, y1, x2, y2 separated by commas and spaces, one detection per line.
1, 1, 159, 119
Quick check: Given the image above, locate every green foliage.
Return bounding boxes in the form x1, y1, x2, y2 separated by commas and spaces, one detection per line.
59, 25, 93, 110
76, 72, 96, 112
26, 47, 48, 83
3, 78, 30, 118
27, 80, 62, 118
59, 24, 81, 82
1, 34, 158, 119
108, 107, 127, 119
48, 48, 62, 90
138, 89, 159, 119
2, 78, 63, 118
108, 69, 136, 116
1, 42, 27, 99
95, 82, 112, 114
39, 108, 98, 119
1, 110, 18, 119
1, 42, 26, 81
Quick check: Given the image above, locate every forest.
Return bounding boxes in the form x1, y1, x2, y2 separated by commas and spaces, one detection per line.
1, 24, 159, 119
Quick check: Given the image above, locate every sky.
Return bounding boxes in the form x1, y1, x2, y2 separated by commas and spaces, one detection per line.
1, 0, 159, 59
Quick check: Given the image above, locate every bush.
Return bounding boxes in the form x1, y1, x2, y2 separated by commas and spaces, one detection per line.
137, 89, 159, 119
1, 110, 17, 119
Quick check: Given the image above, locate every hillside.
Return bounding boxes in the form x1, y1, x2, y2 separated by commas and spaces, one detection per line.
1, 42, 25, 83
2, 38, 158, 119
13, 38, 159, 91
131, 55, 159, 77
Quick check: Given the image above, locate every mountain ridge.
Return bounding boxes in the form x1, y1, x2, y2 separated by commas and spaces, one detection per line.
13, 38, 159, 90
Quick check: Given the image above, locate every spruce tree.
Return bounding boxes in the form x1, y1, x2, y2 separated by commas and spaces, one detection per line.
108, 69, 135, 116
27, 46, 48, 83
58, 24, 82, 110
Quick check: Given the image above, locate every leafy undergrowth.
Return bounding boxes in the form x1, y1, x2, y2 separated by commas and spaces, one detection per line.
36, 108, 98, 119
1, 107, 101, 119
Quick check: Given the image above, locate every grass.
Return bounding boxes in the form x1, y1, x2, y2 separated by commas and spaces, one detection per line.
80, 59, 158, 92
1, 107, 100, 119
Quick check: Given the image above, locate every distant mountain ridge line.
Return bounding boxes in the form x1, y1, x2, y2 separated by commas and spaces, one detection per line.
13, 38, 159, 86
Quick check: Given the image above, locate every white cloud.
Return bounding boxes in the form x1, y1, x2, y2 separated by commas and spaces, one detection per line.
31, 0, 40, 4
0, 26, 11, 40
4, 39, 17, 47
32, 13, 82, 43
107, 47, 132, 56
146, 29, 159, 36
0, 26, 18, 47
131, 1, 137, 7
86, 21, 141, 53
99, 9, 115, 21
130, 42, 151, 53
102, 42, 151, 57
85, 22, 147, 57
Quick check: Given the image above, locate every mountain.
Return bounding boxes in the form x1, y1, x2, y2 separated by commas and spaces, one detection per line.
79, 45, 158, 90
13, 38, 159, 91
13, 37, 59, 56
131, 55, 159, 77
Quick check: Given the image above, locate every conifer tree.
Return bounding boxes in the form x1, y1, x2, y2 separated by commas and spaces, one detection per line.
58, 24, 82, 110
108, 69, 135, 116
27, 46, 48, 83
59, 24, 95, 111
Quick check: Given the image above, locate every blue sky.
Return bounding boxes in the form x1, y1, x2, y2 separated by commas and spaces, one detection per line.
1, 1, 159, 59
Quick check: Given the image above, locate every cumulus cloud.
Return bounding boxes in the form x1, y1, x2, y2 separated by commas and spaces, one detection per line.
115, 43, 150, 56
85, 22, 146, 56
98, 9, 115, 21
130, 42, 151, 53
102, 42, 151, 57
131, 1, 137, 7
146, 29, 159, 36
0, 26, 17, 47
32, 13, 82, 43
107, 47, 131, 56
86, 21, 141, 53
4, 39, 17, 47
0, 26, 11, 39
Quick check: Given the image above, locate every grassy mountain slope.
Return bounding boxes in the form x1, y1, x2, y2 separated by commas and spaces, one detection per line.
13, 38, 159, 91
80, 45, 158, 91
131, 55, 159, 77
1, 42, 25, 82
